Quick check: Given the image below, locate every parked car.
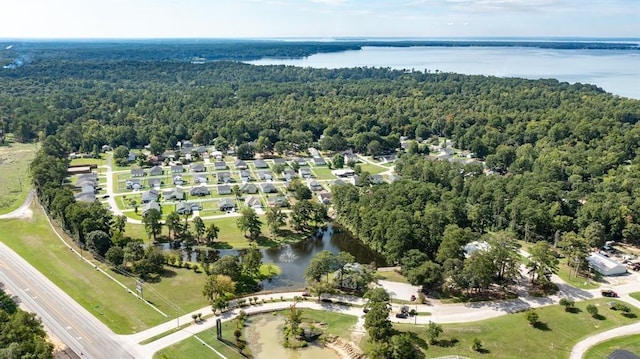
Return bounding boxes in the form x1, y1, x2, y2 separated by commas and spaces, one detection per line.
395, 312, 408, 319
601, 289, 618, 297
410, 295, 416, 301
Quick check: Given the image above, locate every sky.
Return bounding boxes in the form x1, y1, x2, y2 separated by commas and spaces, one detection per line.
0, 0, 638, 39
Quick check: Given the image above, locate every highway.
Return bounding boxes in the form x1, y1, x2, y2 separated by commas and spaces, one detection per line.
0, 242, 137, 359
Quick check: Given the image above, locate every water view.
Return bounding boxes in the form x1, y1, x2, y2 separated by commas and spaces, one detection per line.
247, 46, 640, 99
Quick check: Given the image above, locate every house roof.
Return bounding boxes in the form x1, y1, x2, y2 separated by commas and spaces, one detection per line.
77, 173, 98, 182
218, 184, 231, 193
241, 183, 258, 193
149, 166, 163, 175
74, 192, 95, 203
171, 165, 184, 172
213, 161, 227, 168
148, 178, 162, 187
267, 196, 288, 206
254, 159, 268, 168
191, 163, 206, 172
312, 157, 326, 165
234, 160, 247, 168
163, 187, 184, 199
261, 183, 277, 192
218, 198, 235, 208
258, 171, 273, 179
588, 253, 627, 273
131, 167, 145, 176
142, 189, 159, 202
142, 201, 160, 215
245, 196, 262, 207
272, 158, 287, 165
190, 186, 211, 195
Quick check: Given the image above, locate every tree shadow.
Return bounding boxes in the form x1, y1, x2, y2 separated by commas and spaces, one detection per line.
621, 312, 637, 319
476, 348, 491, 354
436, 338, 459, 347
533, 322, 551, 331
255, 236, 279, 247
592, 314, 606, 321
566, 307, 582, 314
212, 242, 233, 249
161, 268, 177, 278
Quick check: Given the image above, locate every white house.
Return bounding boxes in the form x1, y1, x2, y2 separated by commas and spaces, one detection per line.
587, 253, 627, 276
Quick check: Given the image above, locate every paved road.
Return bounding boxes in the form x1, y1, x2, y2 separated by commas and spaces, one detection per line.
0, 189, 34, 219
0, 242, 137, 359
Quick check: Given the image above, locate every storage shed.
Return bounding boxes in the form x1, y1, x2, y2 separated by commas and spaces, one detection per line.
587, 253, 627, 276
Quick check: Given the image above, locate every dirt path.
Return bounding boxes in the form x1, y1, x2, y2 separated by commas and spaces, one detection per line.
0, 189, 34, 219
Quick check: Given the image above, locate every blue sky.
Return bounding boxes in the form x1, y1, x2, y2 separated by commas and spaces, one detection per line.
1, 0, 638, 38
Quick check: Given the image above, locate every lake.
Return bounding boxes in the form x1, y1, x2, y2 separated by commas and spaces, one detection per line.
247, 46, 640, 99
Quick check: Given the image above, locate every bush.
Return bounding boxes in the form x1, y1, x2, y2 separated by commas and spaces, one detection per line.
472, 337, 483, 352
559, 298, 575, 311
525, 309, 539, 326
586, 304, 598, 318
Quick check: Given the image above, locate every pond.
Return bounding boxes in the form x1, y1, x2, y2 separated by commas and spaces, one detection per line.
158, 224, 386, 291
244, 313, 339, 359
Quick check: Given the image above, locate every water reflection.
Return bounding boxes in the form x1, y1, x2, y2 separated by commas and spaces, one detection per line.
157, 224, 386, 290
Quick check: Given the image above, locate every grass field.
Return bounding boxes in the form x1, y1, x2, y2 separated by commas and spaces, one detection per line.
376, 269, 410, 284
153, 308, 358, 359
630, 292, 640, 301
556, 260, 600, 290
358, 163, 387, 175
0, 205, 167, 333
69, 156, 106, 166
312, 167, 337, 180
584, 334, 640, 359
0, 143, 37, 214
392, 298, 638, 359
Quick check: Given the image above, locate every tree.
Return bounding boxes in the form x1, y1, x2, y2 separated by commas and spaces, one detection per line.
203, 274, 236, 303
485, 231, 521, 286
205, 223, 220, 245
165, 211, 181, 239
557, 232, 590, 277
584, 221, 606, 248
527, 241, 559, 284
231, 184, 241, 203
472, 337, 483, 352
105, 246, 124, 268
405, 261, 443, 288
85, 230, 112, 257
236, 143, 255, 160
426, 321, 443, 345
113, 214, 127, 234
290, 200, 314, 231
332, 154, 344, 169
364, 301, 392, 343
210, 255, 242, 281
304, 250, 338, 283
272, 163, 285, 178
559, 298, 575, 312
242, 245, 262, 278
193, 216, 205, 243
113, 145, 129, 166
389, 333, 419, 359
462, 251, 494, 292
265, 206, 287, 236
236, 207, 262, 240
525, 309, 539, 326
142, 208, 162, 241
586, 304, 598, 318
436, 224, 475, 264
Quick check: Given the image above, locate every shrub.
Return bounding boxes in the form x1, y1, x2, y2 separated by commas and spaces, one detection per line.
525, 309, 539, 326
586, 304, 598, 318
559, 298, 575, 311
472, 337, 483, 352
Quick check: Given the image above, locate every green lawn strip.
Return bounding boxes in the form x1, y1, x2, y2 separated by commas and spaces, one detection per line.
630, 292, 640, 301
557, 259, 600, 289
139, 323, 192, 345
69, 157, 106, 166
153, 319, 248, 359
376, 269, 410, 284
357, 163, 387, 175
392, 298, 638, 359
583, 334, 640, 359
0, 143, 37, 214
311, 167, 337, 180
0, 207, 166, 333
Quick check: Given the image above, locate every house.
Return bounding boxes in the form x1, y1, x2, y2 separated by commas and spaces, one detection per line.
369, 174, 384, 185
218, 184, 232, 195
464, 241, 490, 258
181, 140, 194, 153
148, 178, 162, 188
267, 196, 289, 207
245, 196, 262, 209
194, 146, 208, 154
141, 189, 159, 204
387, 174, 402, 183
284, 169, 296, 181
308, 180, 323, 191
74, 192, 96, 203
234, 160, 247, 170
142, 201, 161, 216
308, 147, 320, 158
241, 183, 258, 194
163, 187, 185, 201
329, 179, 346, 187
77, 173, 98, 183
344, 153, 359, 164
217, 171, 232, 184
299, 168, 313, 178
317, 192, 332, 205
258, 171, 273, 181
211, 150, 223, 159
172, 175, 184, 185
254, 159, 268, 168
240, 170, 253, 181
149, 166, 164, 176
171, 164, 184, 173
349, 175, 360, 186
293, 157, 308, 166
312, 157, 326, 166
261, 183, 278, 194
125, 179, 142, 190
213, 161, 227, 170
101, 144, 112, 152
191, 163, 206, 173
162, 150, 176, 160
127, 152, 137, 162
177, 202, 201, 215
131, 167, 145, 177
334, 263, 367, 290
190, 186, 211, 196
193, 174, 208, 184
587, 253, 627, 276
272, 158, 287, 165
218, 198, 235, 211
184, 153, 192, 162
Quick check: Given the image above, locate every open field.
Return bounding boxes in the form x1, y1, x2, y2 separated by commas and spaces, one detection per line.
0, 143, 37, 214
584, 334, 640, 359
69, 156, 106, 166
376, 269, 410, 284
153, 308, 357, 359
357, 163, 387, 175
0, 204, 166, 333
392, 298, 638, 359
557, 259, 600, 290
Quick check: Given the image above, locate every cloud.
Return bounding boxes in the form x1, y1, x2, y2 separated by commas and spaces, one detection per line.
446, 0, 563, 12
310, 0, 346, 4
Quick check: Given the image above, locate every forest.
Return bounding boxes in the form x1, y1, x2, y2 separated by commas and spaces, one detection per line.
3, 46, 640, 293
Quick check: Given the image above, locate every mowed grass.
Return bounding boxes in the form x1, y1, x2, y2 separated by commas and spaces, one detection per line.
0, 143, 37, 214
393, 298, 638, 359
358, 163, 387, 175
376, 269, 410, 284
556, 259, 600, 290
153, 308, 357, 359
0, 205, 167, 333
631, 292, 640, 301
584, 334, 640, 359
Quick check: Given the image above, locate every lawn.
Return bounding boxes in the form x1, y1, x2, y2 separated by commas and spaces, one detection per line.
0, 143, 37, 214
392, 298, 639, 359
153, 308, 357, 359
69, 156, 106, 166
630, 292, 640, 301
376, 269, 410, 284
584, 334, 640, 359
311, 167, 337, 180
357, 163, 387, 175
0, 205, 167, 334
556, 260, 600, 290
